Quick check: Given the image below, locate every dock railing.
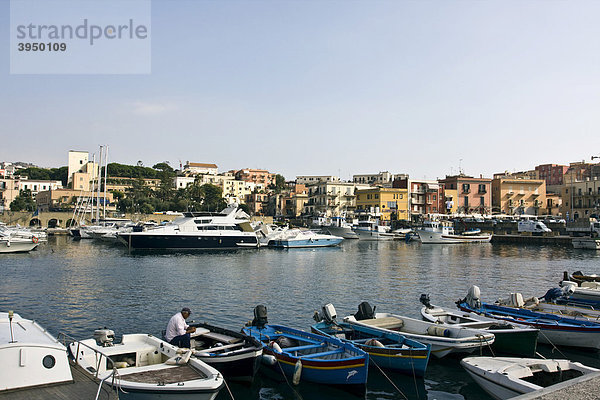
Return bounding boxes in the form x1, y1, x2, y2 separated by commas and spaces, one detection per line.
57, 332, 122, 400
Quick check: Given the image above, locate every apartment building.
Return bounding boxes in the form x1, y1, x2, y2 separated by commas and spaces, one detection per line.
355, 187, 409, 221
535, 164, 569, 187
36, 188, 115, 212
492, 177, 547, 215
439, 175, 492, 215
561, 176, 600, 220
235, 168, 275, 188
182, 162, 218, 175
393, 178, 444, 217
304, 182, 368, 217
352, 172, 408, 186
296, 175, 340, 185
0, 177, 63, 211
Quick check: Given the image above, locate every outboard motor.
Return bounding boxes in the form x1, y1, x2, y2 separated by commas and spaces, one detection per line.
354, 301, 375, 321
321, 303, 337, 323
465, 285, 481, 309
420, 294, 432, 309
542, 287, 564, 302
93, 328, 115, 347
251, 305, 268, 329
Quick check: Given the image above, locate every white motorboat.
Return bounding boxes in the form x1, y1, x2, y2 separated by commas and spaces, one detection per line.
419, 295, 539, 357
417, 220, 492, 244
1, 311, 73, 392
70, 329, 224, 400
266, 228, 343, 248
353, 220, 395, 240
0, 224, 47, 242
461, 356, 599, 400
0, 232, 39, 253
116, 204, 259, 250
344, 302, 495, 358
572, 237, 600, 249
324, 216, 359, 239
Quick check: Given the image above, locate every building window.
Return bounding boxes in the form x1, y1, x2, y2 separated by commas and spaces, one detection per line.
464, 196, 469, 207
480, 196, 484, 205
462, 184, 470, 193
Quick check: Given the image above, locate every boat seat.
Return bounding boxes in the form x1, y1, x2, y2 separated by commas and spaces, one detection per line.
360, 317, 404, 330
195, 342, 245, 355
199, 331, 241, 344
352, 337, 385, 343
189, 328, 211, 338
299, 348, 344, 359
284, 343, 327, 352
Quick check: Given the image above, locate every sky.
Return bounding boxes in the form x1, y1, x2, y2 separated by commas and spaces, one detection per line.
1, 0, 600, 181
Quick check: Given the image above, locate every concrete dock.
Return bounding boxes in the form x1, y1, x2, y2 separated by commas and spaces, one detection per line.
513, 371, 600, 399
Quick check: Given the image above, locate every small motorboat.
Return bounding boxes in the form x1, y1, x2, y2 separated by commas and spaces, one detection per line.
266, 228, 344, 248
344, 302, 495, 359
242, 305, 368, 393
70, 329, 224, 400
461, 356, 599, 400
416, 220, 491, 244
1, 311, 73, 392
188, 321, 262, 382
457, 285, 600, 350
311, 304, 430, 377
0, 233, 39, 253
419, 294, 539, 357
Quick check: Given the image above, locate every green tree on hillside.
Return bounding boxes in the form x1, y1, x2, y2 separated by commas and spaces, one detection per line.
9, 189, 36, 212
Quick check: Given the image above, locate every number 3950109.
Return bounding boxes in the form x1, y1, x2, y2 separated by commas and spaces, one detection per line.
18, 43, 67, 51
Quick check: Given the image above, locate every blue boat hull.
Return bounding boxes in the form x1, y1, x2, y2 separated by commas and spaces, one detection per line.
242, 324, 368, 389
311, 321, 430, 377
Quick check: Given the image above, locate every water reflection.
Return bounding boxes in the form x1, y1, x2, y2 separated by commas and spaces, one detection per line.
1, 237, 600, 399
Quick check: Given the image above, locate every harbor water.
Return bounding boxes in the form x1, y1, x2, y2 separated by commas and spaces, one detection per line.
2, 237, 600, 400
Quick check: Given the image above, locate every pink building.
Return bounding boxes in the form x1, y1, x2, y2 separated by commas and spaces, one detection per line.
438, 175, 492, 214
535, 164, 569, 186
234, 168, 275, 188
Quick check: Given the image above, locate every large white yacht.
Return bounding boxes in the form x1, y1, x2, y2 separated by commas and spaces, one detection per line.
117, 205, 258, 250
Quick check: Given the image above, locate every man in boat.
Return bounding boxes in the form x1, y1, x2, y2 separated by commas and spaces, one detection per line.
165, 307, 196, 348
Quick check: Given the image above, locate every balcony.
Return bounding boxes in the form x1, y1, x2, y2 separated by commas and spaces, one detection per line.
462, 189, 471, 194
478, 189, 487, 194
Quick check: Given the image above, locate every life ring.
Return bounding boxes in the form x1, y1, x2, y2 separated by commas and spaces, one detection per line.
32, 236, 39, 244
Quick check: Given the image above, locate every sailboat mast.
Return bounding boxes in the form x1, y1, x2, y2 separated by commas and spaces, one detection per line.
96, 145, 103, 222
103, 145, 109, 219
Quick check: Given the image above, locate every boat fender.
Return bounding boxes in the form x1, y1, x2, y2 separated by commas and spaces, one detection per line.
292, 359, 302, 385
427, 325, 450, 337
113, 361, 129, 368
32, 236, 39, 243
269, 341, 282, 353
364, 339, 384, 348
261, 354, 276, 366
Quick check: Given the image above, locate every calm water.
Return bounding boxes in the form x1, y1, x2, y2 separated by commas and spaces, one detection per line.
2, 237, 600, 400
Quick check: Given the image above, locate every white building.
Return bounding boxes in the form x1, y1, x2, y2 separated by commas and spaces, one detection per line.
353, 171, 408, 186
183, 162, 218, 175
296, 175, 340, 185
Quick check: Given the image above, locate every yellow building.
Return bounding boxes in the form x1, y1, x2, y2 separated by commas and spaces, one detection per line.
444, 189, 458, 214
492, 177, 547, 215
355, 187, 409, 221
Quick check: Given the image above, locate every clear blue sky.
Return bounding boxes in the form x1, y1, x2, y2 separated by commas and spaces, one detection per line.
2, 0, 599, 181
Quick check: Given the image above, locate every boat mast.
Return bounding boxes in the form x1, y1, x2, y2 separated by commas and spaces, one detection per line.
102, 145, 109, 219
96, 145, 103, 222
